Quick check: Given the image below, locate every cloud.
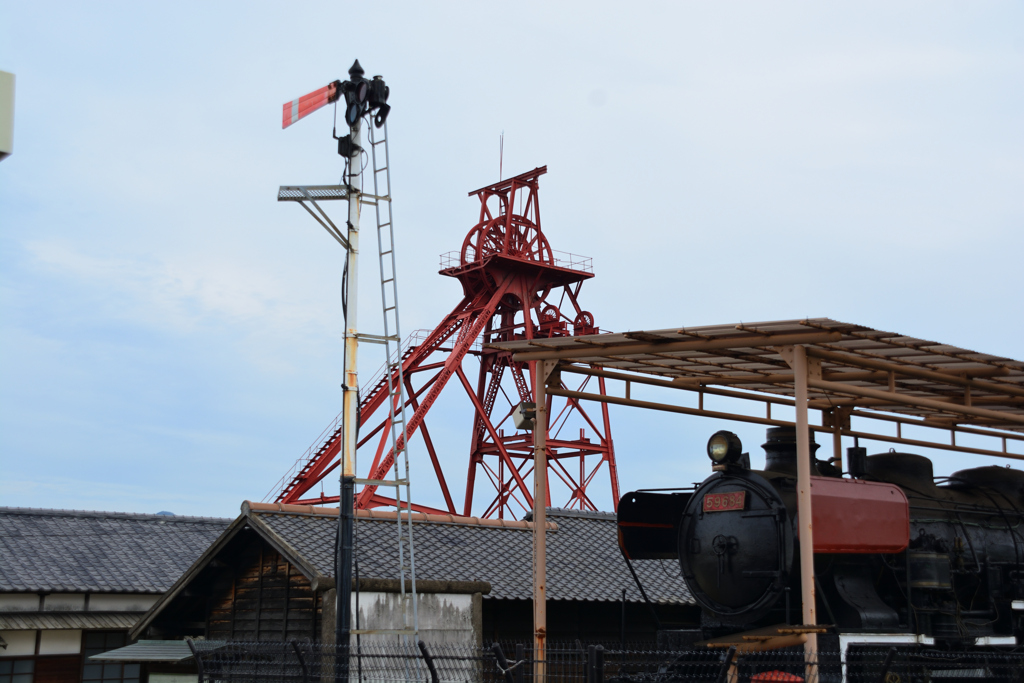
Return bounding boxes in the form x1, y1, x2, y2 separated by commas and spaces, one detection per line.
23, 240, 338, 372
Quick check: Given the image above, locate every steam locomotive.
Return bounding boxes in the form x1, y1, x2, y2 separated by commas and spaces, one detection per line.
618, 427, 1024, 650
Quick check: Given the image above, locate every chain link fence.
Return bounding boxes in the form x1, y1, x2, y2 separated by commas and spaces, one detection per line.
186, 639, 1024, 683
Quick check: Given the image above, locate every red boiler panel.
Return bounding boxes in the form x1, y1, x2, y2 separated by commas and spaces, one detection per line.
803, 476, 909, 553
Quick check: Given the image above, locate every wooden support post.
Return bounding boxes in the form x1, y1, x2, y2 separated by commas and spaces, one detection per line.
533, 359, 556, 683
779, 345, 817, 680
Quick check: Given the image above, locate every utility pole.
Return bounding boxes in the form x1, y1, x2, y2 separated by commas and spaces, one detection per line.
336, 59, 364, 676
277, 58, 393, 681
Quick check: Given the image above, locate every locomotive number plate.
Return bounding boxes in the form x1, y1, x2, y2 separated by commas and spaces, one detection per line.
703, 491, 746, 512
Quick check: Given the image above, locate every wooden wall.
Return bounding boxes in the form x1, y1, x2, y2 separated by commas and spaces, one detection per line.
206, 541, 322, 642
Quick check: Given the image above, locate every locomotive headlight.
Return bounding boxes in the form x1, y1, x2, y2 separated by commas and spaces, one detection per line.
707, 430, 743, 464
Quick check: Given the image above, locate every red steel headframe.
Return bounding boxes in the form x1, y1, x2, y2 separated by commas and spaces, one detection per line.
273, 167, 620, 518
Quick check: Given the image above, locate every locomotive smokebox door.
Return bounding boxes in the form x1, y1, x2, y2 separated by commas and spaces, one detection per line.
679, 471, 792, 625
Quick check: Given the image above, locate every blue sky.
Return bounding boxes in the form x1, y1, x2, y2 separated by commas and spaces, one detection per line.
1, 2, 1022, 518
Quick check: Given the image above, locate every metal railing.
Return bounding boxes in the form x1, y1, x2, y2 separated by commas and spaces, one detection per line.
187, 639, 1024, 683
439, 250, 593, 274
357, 329, 432, 406
263, 413, 344, 503
263, 330, 438, 504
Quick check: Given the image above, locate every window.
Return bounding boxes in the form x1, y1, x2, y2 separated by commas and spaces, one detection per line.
0, 659, 34, 683
81, 633, 137, 683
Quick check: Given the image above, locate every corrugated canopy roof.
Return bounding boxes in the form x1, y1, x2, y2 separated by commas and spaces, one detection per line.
491, 318, 1024, 438
89, 640, 195, 662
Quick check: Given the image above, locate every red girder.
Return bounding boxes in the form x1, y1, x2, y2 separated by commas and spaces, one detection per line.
272, 167, 621, 519
354, 277, 517, 509
476, 361, 505, 441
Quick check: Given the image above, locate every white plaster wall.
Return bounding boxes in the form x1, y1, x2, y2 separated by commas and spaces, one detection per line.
0, 631, 36, 657
149, 675, 198, 683
350, 592, 475, 646
89, 594, 159, 612
0, 595, 39, 611
347, 592, 478, 681
38, 630, 81, 655
43, 594, 85, 611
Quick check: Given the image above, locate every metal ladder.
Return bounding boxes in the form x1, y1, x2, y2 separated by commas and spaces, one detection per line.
357, 119, 419, 645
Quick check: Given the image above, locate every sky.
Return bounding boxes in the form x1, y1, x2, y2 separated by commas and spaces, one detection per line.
0, 2, 1021, 519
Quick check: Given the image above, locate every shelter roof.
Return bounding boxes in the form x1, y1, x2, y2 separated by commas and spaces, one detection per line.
0, 507, 231, 593
89, 640, 195, 663
491, 318, 1024, 436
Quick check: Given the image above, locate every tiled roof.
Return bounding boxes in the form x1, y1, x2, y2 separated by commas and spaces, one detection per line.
253, 507, 693, 605
0, 507, 231, 593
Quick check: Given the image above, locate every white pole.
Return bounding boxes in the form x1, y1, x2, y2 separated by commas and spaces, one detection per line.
342, 120, 362, 480
336, 111, 362, 663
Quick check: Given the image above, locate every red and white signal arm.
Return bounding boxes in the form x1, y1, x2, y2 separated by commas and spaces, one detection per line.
282, 81, 340, 129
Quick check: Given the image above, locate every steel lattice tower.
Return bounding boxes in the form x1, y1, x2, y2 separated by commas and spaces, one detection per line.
270, 166, 619, 518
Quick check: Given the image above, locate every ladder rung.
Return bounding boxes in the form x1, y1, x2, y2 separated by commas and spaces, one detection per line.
351, 629, 417, 636
355, 333, 400, 345
354, 478, 408, 487
381, 250, 392, 256
382, 278, 394, 284
384, 306, 396, 312
379, 222, 391, 228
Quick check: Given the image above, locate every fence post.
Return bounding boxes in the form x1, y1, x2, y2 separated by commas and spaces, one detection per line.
515, 644, 525, 683
595, 646, 604, 683
291, 641, 309, 683
492, 643, 515, 683
879, 646, 897, 683
185, 639, 204, 683
715, 645, 737, 683
417, 641, 439, 683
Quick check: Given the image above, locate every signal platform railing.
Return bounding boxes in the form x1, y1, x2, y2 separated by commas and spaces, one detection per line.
439, 250, 593, 273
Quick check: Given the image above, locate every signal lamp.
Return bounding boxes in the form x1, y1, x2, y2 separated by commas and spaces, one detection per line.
707, 430, 743, 465
345, 100, 362, 127
368, 77, 389, 108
